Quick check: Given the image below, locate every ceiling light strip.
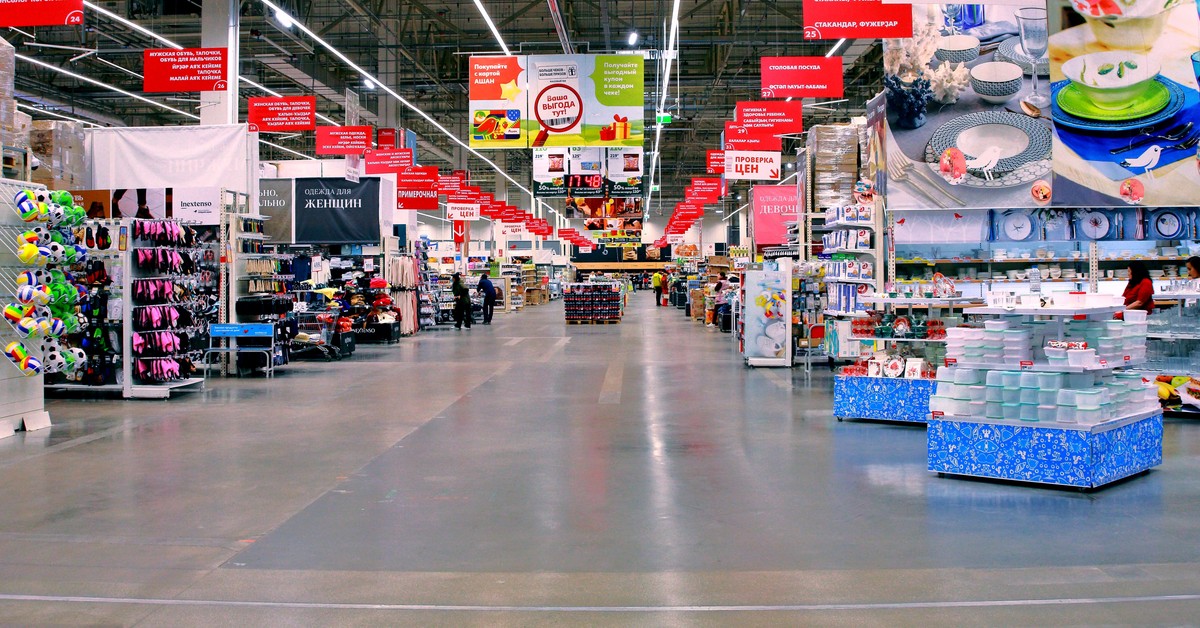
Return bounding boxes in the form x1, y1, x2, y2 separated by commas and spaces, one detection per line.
471, 0, 512, 56
16, 53, 200, 119
16, 102, 103, 127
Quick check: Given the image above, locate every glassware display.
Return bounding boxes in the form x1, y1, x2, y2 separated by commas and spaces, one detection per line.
1017, 7, 1049, 108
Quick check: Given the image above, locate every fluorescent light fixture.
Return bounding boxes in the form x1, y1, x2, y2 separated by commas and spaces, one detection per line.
471, 0, 511, 55
363, 78, 376, 90
259, 139, 311, 159
16, 53, 199, 119
16, 103, 102, 127
826, 38, 847, 58
628, 31, 638, 46
275, 8, 295, 29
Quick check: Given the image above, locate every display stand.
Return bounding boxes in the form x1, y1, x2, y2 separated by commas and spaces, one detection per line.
741, 259, 793, 367
0, 178, 51, 434
834, 376, 936, 423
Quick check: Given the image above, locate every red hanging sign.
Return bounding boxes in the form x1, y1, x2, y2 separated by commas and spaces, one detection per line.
724, 122, 782, 151
452, 220, 468, 244
395, 165, 439, 211
377, 128, 397, 149
801, 0, 912, 41
364, 148, 414, 175
247, 96, 316, 132
143, 47, 228, 93
0, 0, 83, 28
759, 56, 845, 99
735, 100, 805, 135
689, 178, 723, 204
315, 126, 373, 155
706, 150, 726, 174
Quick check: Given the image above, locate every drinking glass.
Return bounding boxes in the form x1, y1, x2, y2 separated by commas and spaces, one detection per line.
1192, 51, 1200, 91
1017, 7, 1049, 108
943, 4, 963, 34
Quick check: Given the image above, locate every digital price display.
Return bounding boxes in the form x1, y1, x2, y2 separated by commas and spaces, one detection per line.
566, 173, 604, 197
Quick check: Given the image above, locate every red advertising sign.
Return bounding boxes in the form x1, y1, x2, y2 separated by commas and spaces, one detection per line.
395, 165, 439, 211
377, 128, 397, 149
315, 126, 373, 155
0, 0, 83, 27
364, 149, 414, 175
143, 48, 229, 93
689, 178, 723, 204
801, 0, 912, 40
752, 184, 800, 246
247, 96, 316, 132
706, 150, 726, 174
759, 56, 845, 99
724, 122, 782, 151
735, 100, 804, 135
452, 220, 468, 244
438, 174, 465, 196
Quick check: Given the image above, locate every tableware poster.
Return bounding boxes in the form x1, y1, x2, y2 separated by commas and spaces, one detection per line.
1048, 0, 1200, 207
883, 4, 1053, 210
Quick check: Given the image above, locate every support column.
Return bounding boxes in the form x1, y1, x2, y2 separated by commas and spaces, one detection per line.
200, 0, 239, 125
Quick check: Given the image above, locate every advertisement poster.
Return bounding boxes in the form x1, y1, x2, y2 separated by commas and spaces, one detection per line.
315, 126, 373, 155
752, 185, 800, 246
532, 147, 569, 196
758, 57, 844, 99
68, 190, 111, 219
741, 269, 792, 363
725, 151, 782, 181
394, 166, 439, 211
469, 56, 529, 149
171, 187, 222, 224
111, 188, 170, 219
564, 197, 642, 219
1049, 0, 1200, 206
247, 96, 315, 132
142, 48, 228, 93
530, 54, 644, 147
294, 177, 381, 244
802, 0, 913, 40
0, 0, 83, 27
883, 4, 1052, 210
604, 147, 644, 197
258, 179, 294, 243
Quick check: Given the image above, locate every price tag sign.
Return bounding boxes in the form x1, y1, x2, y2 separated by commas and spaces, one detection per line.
1124, 355, 1132, 362
944, 358, 957, 367
931, 411, 945, 418
1100, 359, 1109, 367
1019, 360, 1034, 370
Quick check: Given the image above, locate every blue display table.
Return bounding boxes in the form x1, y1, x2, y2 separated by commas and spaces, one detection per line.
832, 375, 935, 424
927, 411, 1163, 489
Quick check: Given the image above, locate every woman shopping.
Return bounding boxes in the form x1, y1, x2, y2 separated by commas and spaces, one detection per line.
1123, 261, 1155, 314
451, 273, 472, 329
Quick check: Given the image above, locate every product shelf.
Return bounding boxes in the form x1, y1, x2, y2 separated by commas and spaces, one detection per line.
824, 277, 876, 285
825, 220, 875, 230
862, 295, 979, 306
853, 336, 947, 344
968, 304, 1125, 317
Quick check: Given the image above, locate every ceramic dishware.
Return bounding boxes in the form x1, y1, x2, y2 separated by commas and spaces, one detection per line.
970, 61, 1024, 104
1061, 52, 1160, 111
936, 34, 981, 63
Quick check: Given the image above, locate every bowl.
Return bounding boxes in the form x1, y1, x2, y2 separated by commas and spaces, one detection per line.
1061, 52, 1160, 110
935, 35, 981, 64
1080, 12, 1168, 51
970, 61, 1024, 104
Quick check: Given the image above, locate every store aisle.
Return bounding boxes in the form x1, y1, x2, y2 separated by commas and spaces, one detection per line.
0, 292, 1199, 624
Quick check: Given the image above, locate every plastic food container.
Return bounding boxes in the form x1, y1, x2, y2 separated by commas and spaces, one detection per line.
1056, 405, 1076, 423
983, 319, 1010, 330
1066, 372, 1096, 388
936, 365, 956, 381
1044, 347, 1068, 362
1019, 387, 1039, 404
1036, 373, 1064, 390
985, 371, 1006, 387
1002, 403, 1020, 421
1019, 403, 1038, 421
1019, 372, 1040, 388
929, 395, 950, 413
954, 368, 982, 385
1075, 389, 1105, 410
1001, 387, 1021, 404
1056, 389, 1077, 406
968, 400, 987, 417
986, 401, 1002, 418
985, 386, 1003, 402
935, 381, 958, 397
1067, 348, 1097, 367
966, 385, 987, 401
1000, 371, 1022, 388
1037, 389, 1057, 405
1076, 407, 1103, 423
1037, 405, 1056, 421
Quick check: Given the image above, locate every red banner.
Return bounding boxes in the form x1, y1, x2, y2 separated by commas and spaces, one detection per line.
315, 126, 373, 155
377, 128, 397, 149
753, 184, 801, 246
689, 178, 723, 204
759, 56, 844, 99
706, 150, 726, 174
724, 122, 782, 151
801, 0, 912, 41
143, 48, 228, 93
438, 174, 465, 196
364, 148, 414, 175
247, 96, 315, 132
0, 0, 83, 27
395, 165, 439, 210
735, 100, 804, 135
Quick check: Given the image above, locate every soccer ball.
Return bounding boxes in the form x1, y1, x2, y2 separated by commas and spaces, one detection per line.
49, 190, 73, 206
67, 348, 86, 372
42, 348, 66, 373
44, 242, 65, 263
32, 190, 50, 205
44, 203, 66, 227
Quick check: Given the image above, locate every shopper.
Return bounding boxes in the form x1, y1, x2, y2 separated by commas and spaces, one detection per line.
713, 272, 729, 292
451, 272, 472, 329
1123, 261, 1155, 314
477, 274, 497, 325
1187, 256, 1200, 280
652, 270, 664, 306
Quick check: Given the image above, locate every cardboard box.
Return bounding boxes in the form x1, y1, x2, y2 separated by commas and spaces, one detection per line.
29, 121, 88, 190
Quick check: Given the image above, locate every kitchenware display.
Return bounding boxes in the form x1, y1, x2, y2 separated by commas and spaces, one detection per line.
1016, 7, 1050, 108
970, 61, 1025, 104
1067, 0, 1179, 50
1150, 209, 1188, 239
928, 110, 1053, 177
936, 34, 981, 63
1056, 79, 1170, 121
893, 315, 912, 337
995, 35, 1049, 77
1061, 52, 1160, 110
1050, 78, 1186, 132
1001, 210, 1034, 241
1079, 211, 1112, 240
884, 356, 906, 378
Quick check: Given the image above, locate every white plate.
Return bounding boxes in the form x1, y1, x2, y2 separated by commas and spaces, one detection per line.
1079, 211, 1111, 240
1002, 211, 1034, 241
957, 124, 1030, 159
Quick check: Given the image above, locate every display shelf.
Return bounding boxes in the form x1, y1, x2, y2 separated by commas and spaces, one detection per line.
897, 257, 1088, 264
853, 336, 946, 343
44, 383, 124, 392
1146, 331, 1200, 340
862, 295, 979, 305
126, 377, 205, 399
825, 219, 875, 230
825, 277, 876, 285
824, 309, 870, 318
927, 411, 1163, 489
933, 407, 1162, 432
823, 248, 876, 256
968, 304, 1124, 317
949, 358, 1144, 373
833, 376, 935, 423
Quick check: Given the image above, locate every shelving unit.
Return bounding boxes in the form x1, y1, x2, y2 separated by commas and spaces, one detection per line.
0, 178, 51, 434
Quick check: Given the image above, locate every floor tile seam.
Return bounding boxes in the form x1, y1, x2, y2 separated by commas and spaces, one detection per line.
0, 532, 239, 548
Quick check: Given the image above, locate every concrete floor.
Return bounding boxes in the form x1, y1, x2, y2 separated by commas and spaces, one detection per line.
2, 293, 1200, 625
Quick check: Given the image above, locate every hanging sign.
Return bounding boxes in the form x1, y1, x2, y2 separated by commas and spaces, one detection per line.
532, 147, 570, 197
171, 187, 222, 225
724, 121, 782, 151
438, 174, 465, 196
735, 100, 805, 134
394, 165, 439, 211
706, 150, 726, 174
688, 178, 723, 204
247, 96, 316, 132
725, 151, 782, 181
0, 0, 83, 27
566, 146, 605, 198
377, 128, 397, 148
294, 177, 381, 244
143, 48, 229, 93
452, 220, 469, 244
752, 184, 800, 246
604, 147, 644, 198
759, 56, 845, 99
447, 203, 481, 221
315, 126, 373, 155
801, 0, 912, 40
469, 56, 529, 148
364, 148, 414, 175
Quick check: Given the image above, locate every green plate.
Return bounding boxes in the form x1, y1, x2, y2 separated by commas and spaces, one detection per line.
1055, 81, 1169, 122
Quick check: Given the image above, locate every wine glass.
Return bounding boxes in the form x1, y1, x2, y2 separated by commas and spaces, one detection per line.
943, 4, 962, 34
1016, 7, 1049, 109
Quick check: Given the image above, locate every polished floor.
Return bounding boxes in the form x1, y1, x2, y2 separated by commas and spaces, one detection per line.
2, 293, 1200, 625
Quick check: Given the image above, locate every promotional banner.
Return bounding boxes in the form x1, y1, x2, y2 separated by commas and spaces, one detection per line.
171, 187, 222, 224
377, 128, 397, 149
452, 220, 469, 244
724, 121, 783, 151
0, 0, 83, 27
1048, 0, 1199, 206
759, 57, 844, 99
315, 126, 373, 155
395, 165, 439, 211
143, 48, 229, 92
563, 196, 642, 219
603, 146, 644, 197
689, 177, 723, 203
530, 54, 645, 147
802, 0, 913, 40
469, 56, 529, 148
258, 178, 294, 243
447, 203, 481, 221
741, 269, 791, 362
566, 146, 605, 197
725, 151, 782, 180
706, 150, 726, 174
752, 185, 800, 246
736, 100, 805, 134
364, 148, 414, 175
247, 96, 315, 132
111, 188, 169, 219
294, 177, 381, 244
532, 147, 569, 197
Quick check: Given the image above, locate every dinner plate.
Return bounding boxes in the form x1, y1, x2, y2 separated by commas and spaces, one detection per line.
1001, 210, 1034, 241
1150, 209, 1187, 239
1056, 80, 1170, 122
884, 356, 905, 378
1078, 211, 1112, 240
995, 36, 1049, 77
928, 111, 1052, 176
923, 155, 1051, 189
1050, 78, 1185, 133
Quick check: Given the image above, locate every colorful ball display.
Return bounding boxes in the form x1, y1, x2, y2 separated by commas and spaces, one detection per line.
44, 318, 66, 338
49, 190, 72, 206
16, 243, 40, 264
15, 285, 37, 304
16, 317, 41, 338
4, 303, 31, 324
5, 340, 28, 362
44, 203, 66, 226
15, 271, 38, 287
19, 355, 42, 376
16, 230, 38, 246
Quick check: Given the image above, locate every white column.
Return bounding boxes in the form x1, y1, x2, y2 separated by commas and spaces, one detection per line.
200, 0, 239, 125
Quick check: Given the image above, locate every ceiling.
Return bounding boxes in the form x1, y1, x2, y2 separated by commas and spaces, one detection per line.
8, 0, 883, 213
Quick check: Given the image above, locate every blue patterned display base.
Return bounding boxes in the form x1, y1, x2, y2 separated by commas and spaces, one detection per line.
833, 376, 935, 424
927, 413, 1163, 488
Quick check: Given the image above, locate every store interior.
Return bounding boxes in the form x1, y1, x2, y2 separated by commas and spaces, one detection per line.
2, 0, 1200, 623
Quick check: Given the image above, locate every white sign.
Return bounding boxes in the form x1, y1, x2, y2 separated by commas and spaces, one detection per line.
344, 154, 361, 183
447, 203, 481, 221
345, 88, 361, 126
579, 246, 594, 254
172, 187, 222, 224
501, 222, 526, 237
724, 150, 782, 181
667, 234, 685, 245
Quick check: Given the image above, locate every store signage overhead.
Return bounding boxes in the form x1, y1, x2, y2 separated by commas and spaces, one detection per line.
0, 0, 83, 28
315, 125, 373, 155
801, 0, 913, 40
143, 47, 229, 93
735, 100, 804, 135
246, 96, 316, 132
724, 151, 782, 181
688, 177, 723, 204
447, 203, 481, 221
363, 148, 414, 175
724, 122, 782, 151
376, 128, 397, 149
752, 184, 800, 246
394, 165, 439, 211
294, 177, 381, 244
706, 150, 726, 174
759, 56, 845, 99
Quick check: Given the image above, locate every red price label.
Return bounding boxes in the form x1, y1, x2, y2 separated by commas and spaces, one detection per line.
944, 358, 957, 367
1124, 355, 1132, 362
1100, 359, 1109, 367
1019, 360, 1034, 369
931, 411, 945, 418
